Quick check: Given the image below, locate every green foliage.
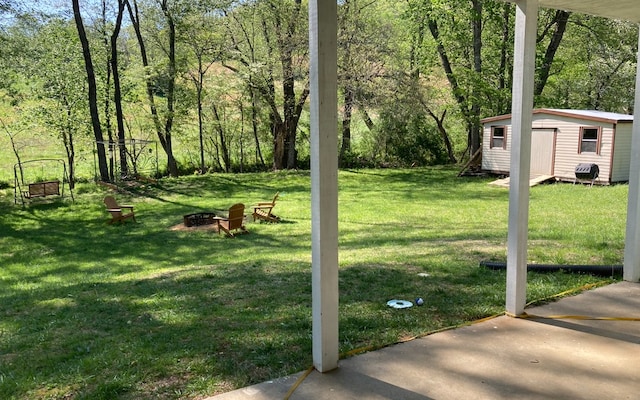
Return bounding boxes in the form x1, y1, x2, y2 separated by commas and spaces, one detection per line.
1, 0, 639, 180
376, 109, 449, 166
539, 16, 638, 112
336, 149, 377, 169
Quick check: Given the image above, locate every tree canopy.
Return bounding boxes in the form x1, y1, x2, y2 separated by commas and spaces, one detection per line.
0, 0, 637, 180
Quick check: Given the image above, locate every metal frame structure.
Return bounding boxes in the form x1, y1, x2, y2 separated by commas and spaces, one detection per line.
13, 158, 74, 206
94, 139, 158, 182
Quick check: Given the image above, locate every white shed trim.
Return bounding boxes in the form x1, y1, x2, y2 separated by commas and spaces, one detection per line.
483, 109, 634, 125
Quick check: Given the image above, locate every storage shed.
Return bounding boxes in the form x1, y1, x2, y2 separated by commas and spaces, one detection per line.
481, 109, 634, 184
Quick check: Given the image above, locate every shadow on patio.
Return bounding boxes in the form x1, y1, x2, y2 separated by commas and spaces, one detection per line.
209, 281, 640, 400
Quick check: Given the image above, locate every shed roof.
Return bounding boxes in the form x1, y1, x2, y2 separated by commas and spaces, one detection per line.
503, 0, 640, 23
481, 108, 634, 124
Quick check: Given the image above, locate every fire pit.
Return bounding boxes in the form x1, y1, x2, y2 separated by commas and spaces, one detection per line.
183, 212, 217, 227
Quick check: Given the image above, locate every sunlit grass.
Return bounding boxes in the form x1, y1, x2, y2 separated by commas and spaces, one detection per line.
0, 167, 625, 399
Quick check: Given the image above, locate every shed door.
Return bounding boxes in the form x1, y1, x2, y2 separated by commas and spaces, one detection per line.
530, 129, 555, 175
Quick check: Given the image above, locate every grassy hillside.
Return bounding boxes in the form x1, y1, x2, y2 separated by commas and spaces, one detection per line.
0, 167, 624, 399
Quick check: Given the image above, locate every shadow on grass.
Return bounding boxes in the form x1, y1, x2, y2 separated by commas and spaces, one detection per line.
1, 260, 315, 399
1, 254, 512, 399
0, 167, 624, 399
123, 171, 310, 207
0, 210, 508, 398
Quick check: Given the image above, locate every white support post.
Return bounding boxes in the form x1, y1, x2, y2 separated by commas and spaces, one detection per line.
309, 0, 339, 372
506, 0, 538, 316
622, 27, 640, 283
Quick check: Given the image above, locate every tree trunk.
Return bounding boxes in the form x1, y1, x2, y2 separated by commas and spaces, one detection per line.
225, 0, 308, 171
285, 120, 297, 169
101, 1, 115, 182
104, 57, 115, 182
127, 0, 178, 177
208, 137, 223, 171
470, 0, 482, 156
277, 34, 297, 167
161, 0, 179, 177
427, 1, 482, 157
272, 117, 286, 170
250, 85, 265, 167
197, 76, 205, 172
360, 108, 375, 131
212, 102, 230, 172
426, 108, 456, 164
63, 105, 76, 189
535, 10, 570, 96
340, 87, 354, 165
271, 0, 307, 169
72, 0, 109, 182
188, 49, 216, 173
3, 123, 24, 184
239, 100, 245, 172
111, 0, 128, 178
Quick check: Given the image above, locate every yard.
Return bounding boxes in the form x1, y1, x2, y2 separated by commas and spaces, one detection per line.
0, 167, 625, 399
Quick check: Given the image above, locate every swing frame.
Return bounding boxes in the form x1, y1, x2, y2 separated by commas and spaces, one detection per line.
94, 139, 158, 182
13, 159, 74, 206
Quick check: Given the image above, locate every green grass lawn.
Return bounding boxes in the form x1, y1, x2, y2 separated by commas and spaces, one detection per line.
0, 167, 625, 399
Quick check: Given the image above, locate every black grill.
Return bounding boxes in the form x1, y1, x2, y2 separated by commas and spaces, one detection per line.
575, 163, 599, 181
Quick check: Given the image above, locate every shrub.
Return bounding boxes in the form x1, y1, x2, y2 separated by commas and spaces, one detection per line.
375, 109, 449, 167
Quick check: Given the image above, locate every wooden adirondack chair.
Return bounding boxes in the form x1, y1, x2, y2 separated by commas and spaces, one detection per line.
104, 196, 136, 224
215, 203, 248, 237
252, 192, 280, 223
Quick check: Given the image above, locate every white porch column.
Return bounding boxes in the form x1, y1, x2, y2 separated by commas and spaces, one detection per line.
309, 0, 339, 372
622, 27, 640, 283
506, 0, 538, 316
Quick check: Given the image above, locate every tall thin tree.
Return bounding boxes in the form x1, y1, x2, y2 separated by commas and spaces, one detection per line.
111, 0, 130, 178
126, 0, 179, 176
72, 0, 109, 181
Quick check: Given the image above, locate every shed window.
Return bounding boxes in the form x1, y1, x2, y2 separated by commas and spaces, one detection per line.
579, 127, 601, 154
490, 126, 506, 149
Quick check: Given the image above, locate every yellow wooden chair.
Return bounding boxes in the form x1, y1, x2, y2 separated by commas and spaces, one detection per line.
252, 192, 280, 223
104, 196, 136, 224
215, 203, 248, 237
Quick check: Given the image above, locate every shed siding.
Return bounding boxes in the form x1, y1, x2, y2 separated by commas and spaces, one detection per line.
482, 112, 633, 184
541, 115, 613, 184
482, 119, 512, 174
611, 123, 633, 182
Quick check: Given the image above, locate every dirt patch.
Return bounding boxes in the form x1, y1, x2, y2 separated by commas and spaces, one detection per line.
169, 222, 219, 232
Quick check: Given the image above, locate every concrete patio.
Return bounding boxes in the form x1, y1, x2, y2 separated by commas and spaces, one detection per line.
209, 281, 640, 399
